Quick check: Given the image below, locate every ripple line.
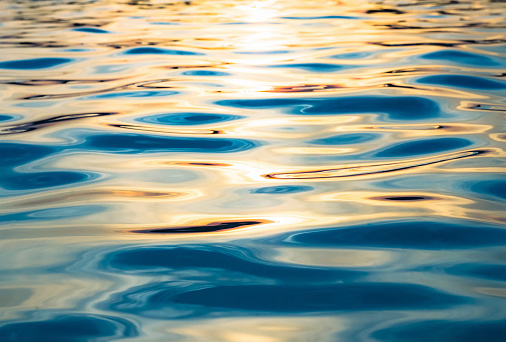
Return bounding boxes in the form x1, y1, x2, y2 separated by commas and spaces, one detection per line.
264, 149, 489, 180
0, 112, 119, 135
131, 219, 273, 234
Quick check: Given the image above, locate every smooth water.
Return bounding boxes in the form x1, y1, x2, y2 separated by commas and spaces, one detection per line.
0, 0, 505, 340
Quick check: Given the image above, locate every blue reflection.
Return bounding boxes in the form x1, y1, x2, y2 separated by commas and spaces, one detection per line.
217, 96, 442, 120
466, 178, 506, 201
0, 58, 73, 69
372, 319, 506, 342
170, 282, 462, 312
0, 314, 138, 342
136, 112, 243, 125
181, 70, 231, 76
0, 205, 104, 224
85, 90, 178, 100
83, 133, 258, 153
442, 263, 506, 282
272, 220, 506, 249
251, 185, 313, 194
95, 243, 464, 318
123, 47, 204, 55
73, 27, 110, 34
420, 50, 500, 66
0, 143, 56, 168
417, 75, 506, 90
311, 133, 380, 145
0, 171, 95, 190
375, 138, 473, 157
101, 282, 463, 318
330, 51, 374, 59
0, 114, 18, 122
104, 245, 361, 281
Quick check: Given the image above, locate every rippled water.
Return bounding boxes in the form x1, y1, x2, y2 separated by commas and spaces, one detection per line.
1, 0, 505, 340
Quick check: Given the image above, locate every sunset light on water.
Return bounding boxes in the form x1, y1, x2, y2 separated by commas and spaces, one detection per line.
0, 0, 505, 341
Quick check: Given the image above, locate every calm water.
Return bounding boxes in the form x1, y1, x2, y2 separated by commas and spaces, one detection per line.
0, 0, 505, 340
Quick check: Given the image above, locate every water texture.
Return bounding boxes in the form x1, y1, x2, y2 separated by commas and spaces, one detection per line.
0, 0, 505, 341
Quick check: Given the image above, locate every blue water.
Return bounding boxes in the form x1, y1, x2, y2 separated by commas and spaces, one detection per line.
0, 0, 505, 341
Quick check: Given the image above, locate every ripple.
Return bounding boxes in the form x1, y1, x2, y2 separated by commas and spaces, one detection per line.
0, 205, 104, 224
181, 70, 231, 76
443, 263, 506, 283
103, 282, 463, 318
264, 149, 486, 180
467, 179, 506, 201
0, 112, 119, 136
310, 133, 381, 145
250, 185, 314, 194
375, 137, 474, 158
372, 319, 506, 342
0, 58, 73, 70
83, 133, 259, 153
1, 0, 505, 339
103, 244, 361, 281
72, 27, 110, 34
217, 96, 442, 121
370, 195, 435, 202
84, 90, 179, 100
132, 219, 271, 234
1, 143, 50, 165
0, 313, 138, 342
0, 114, 18, 122
0, 171, 96, 190
107, 123, 221, 135
277, 220, 506, 250
417, 75, 506, 90
419, 50, 501, 66
122, 47, 204, 56
135, 112, 243, 126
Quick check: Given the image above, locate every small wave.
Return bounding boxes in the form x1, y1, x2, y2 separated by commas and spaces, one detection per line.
264, 150, 488, 180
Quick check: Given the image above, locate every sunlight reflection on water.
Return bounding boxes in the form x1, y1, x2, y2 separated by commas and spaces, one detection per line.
0, 0, 505, 341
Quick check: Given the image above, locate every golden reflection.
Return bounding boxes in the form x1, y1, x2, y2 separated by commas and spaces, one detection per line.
1, 1, 505, 337
335, 123, 493, 138
105, 123, 222, 135
312, 190, 472, 206
272, 147, 357, 155
235, 0, 279, 23
264, 149, 488, 180
130, 218, 275, 234
170, 315, 347, 342
1, 188, 201, 209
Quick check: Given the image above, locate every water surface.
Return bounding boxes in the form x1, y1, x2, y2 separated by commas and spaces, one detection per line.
0, 0, 505, 341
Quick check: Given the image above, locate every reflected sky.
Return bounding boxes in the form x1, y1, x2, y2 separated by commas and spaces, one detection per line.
0, 0, 505, 341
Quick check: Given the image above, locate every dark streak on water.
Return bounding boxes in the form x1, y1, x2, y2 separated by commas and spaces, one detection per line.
0, 0, 505, 341
132, 219, 272, 234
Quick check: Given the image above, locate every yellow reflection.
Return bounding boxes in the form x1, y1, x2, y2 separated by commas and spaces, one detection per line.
334, 123, 493, 138
308, 190, 499, 224
170, 315, 347, 342
272, 147, 357, 154
236, 0, 279, 23
1, 188, 201, 209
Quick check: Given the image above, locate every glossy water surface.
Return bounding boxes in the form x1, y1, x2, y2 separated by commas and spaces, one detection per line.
0, 0, 505, 341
